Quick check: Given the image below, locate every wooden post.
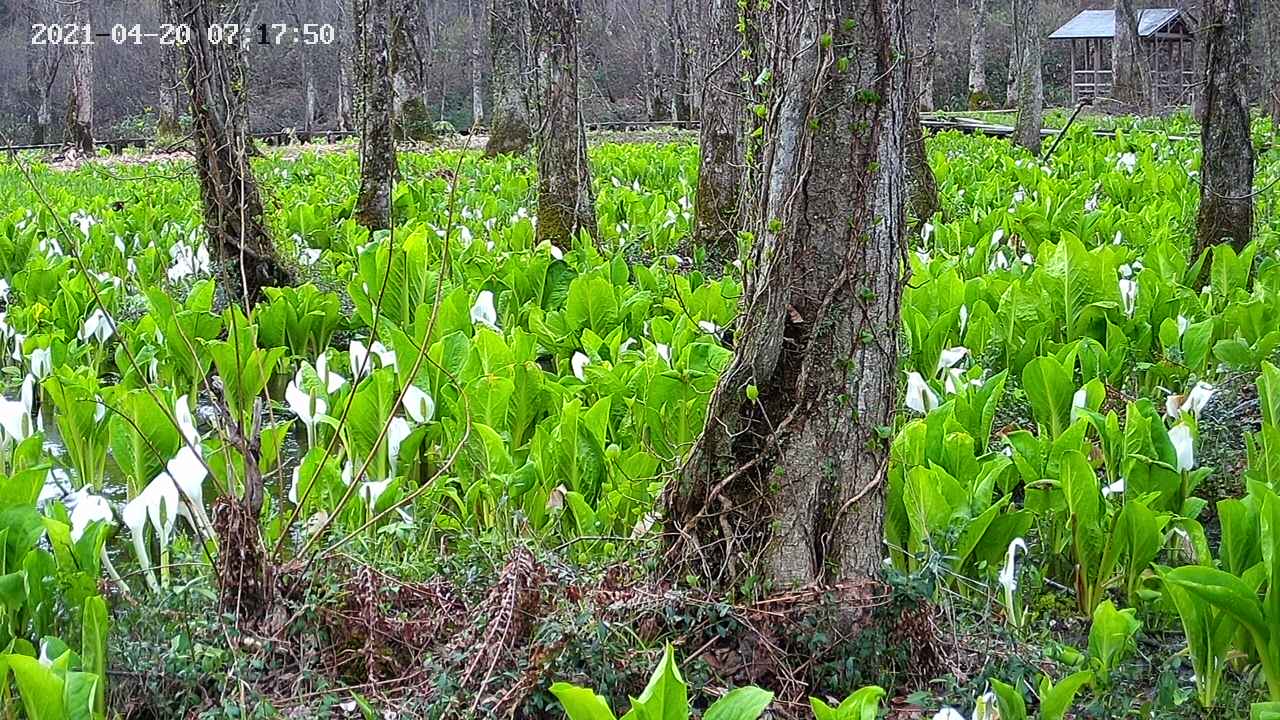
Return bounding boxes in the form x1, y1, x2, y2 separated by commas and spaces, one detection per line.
1071, 38, 1078, 104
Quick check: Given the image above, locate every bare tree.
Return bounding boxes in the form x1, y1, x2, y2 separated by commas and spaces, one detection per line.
692, 0, 742, 252
391, 0, 432, 138
906, 97, 939, 224
665, 0, 908, 589
157, 0, 183, 141
355, 0, 398, 230
668, 0, 692, 122
25, 0, 60, 145
919, 0, 938, 111
1011, 0, 1043, 153
1264, 0, 1280, 126
470, 0, 487, 125
967, 0, 989, 108
485, 0, 532, 154
65, 0, 94, 153
170, 0, 292, 303
1112, 0, 1146, 112
530, 0, 597, 244
336, 0, 357, 132
1196, 0, 1255, 256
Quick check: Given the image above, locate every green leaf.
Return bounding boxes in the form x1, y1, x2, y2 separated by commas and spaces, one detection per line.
1022, 356, 1074, 438
6, 653, 66, 720
551, 682, 618, 720
1038, 671, 1093, 720
704, 687, 773, 720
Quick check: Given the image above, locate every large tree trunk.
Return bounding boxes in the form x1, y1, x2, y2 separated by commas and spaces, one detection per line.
1011, 0, 1043, 153
1264, 0, 1280, 126
665, 0, 908, 590
918, 0, 938, 111
530, 0, 598, 245
470, 0, 487, 125
644, 34, 668, 121
25, 0, 58, 145
693, 0, 743, 254
65, 0, 94, 154
1196, 0, 1255, 256
485, 0, 532, 155
1111, 0, 1146, 112
906, 100, 939, 223
391, 0, 432, 139
355, 0, 398, 230
967, 0, 989, 108
170, 0, 292, 304
157, 0, 182, 141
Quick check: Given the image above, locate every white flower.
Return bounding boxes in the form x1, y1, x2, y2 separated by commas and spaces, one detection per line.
973, 692, 999, 720
619, 338, 637, 354
175, 395, 199, 447
349, 339, 395, 378
29, 347, 52, 380
943, 368, 967, 395
697, 320, 722, 335
655, 343, 671, 363
121, 471, 181, 591
959, 305, 969, 335
387, 417, 412, 474
932, 709, 966, 720
402, 385, 435, 423
1119, 278, 1138, 316
470, 290, 499, 330
1085, 195, 1100, 212
936, 347, 969, 372
0, 377, 38, 445
1072, 387, 1089, 409
1177, 314, 1191, 336
922, 222, 934, 242
68, 487, 113, 542
1117, 152, 1137, 173
79, 308, 115, 344
916, 249, 931, 265
991, 228, 1005, 245
989, 250, 1010, 271
1165, 382, 1216, 420
1119, 263, 1133, 278
311, 353, 348, 394
998, 538, 1027, 595
299, 248, 322, 266
1169, 423, 1195, 472
571, 351, 590, 381
286, 380, 328, 431
361, 478, 394, 509
905, 372, 939, 414
1103, 478, 1126, 496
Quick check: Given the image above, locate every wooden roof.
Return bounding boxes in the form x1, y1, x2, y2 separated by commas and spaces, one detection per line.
1048, 9, 1193, 40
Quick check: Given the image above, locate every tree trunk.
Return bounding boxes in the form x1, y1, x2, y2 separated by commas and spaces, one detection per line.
337, 0, 357, 132
906, 100, 939, 223
1264, 0, 1280, 126
967, 0, 989, 108
1012, 0, 1043, 153
65, 0, 94, 154
391, 0, 432, 139
530, 0, 598, 245
485, 0, 533, 155
693, 0, 743, 254
1196, 0, 1254, 256
26, 0, 58, 145
919, 0, 938, 111
1112, 0, 1146, 112
665, 0, 908, 590
1005, 47, 1019, 108
355, 0, 398, 230
644, 34, 668, 121
668, 0, 692, 122
470, 0, 487, 125
155, 0, 183, 140
170, 0, 292, 304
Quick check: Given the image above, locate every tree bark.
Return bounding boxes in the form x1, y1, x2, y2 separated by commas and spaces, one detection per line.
665, 0, 908, 590
967, 0, 989, 108
530, 0, 598, 245
1264, 0, 1280, 126
906, 100, 939, 223
25, 0, 59, 145
1196, 0, 1255, 256
157, 0, 182, 140
485, 0, 533, 155
644, 34, 668, 121
170, 0, 292, 303
1112, 0, 1146, 112
355, 0, 398, 230
65, 0, 94, 154
391, 0, 432, 139
470, 0, 487, 125
668, 0, 693, 122
1012, 0, 1043, 153
336, 0, 357, 132
919, 0, 938, 111
693, 0, 743, 253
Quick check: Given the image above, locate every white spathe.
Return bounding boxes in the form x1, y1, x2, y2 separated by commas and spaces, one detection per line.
1119, 278, 1138, 316
936, 346, 969, 372
998, 537, 1027, 595
905, 372, 939, 414
361, 478, 394, 509
932, 710, 965, 720
387, 417, 412, 474
1165, 381, 1216, 420
470, 290, 499, 330
403, 385, 435, 424
79, 308, 115, 344
29, 346, 52, 380
1169, 423, 1195, 472
571, 351, 590, 381
121, 470, 181, 591
286, 380, 328, 431
69, 487, 113, 542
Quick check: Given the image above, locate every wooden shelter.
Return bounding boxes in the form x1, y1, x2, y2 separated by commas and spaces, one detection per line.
1048, 8, 1196, 110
